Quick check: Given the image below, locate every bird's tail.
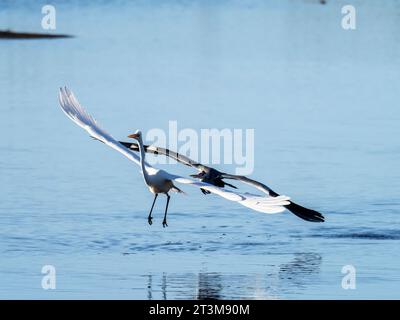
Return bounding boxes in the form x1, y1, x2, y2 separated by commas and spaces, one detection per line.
285, 201, 325, 222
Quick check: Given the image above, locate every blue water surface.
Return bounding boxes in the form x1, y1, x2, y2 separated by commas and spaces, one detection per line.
0, 0, 399, 299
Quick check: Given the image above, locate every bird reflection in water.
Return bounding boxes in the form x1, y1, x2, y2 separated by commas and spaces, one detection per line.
197, 272, 223, 300
145, 253, 322, 299
146, 273, 168, 300
162, 273, 167, 300
147, 275, 152, 300
278, 252, 322, 289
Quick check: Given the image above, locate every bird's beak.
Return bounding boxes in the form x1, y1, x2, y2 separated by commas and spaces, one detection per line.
128, 133, 139, 139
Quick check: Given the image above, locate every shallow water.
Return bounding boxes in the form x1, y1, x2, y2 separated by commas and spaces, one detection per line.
1, 0, 400, 299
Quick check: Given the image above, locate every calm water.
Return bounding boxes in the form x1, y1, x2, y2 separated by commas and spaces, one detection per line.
1, 0, 400, 299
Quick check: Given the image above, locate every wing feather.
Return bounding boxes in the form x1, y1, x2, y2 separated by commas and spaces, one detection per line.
120, 142, 207, 172
58, 87, 148, 167
167, 175, 290, 214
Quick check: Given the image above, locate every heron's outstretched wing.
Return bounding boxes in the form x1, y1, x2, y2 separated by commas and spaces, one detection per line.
123, 141, 324, 221
220, 173, 277, 196
58, 87, 151, 168
163, 173, 291, 214
220, 174, 324, 222
119, 142, 325, 221
120, 141, 209, 172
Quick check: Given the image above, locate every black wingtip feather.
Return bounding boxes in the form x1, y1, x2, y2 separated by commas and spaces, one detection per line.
285, 202, 325, 222
224, 182, 238, 189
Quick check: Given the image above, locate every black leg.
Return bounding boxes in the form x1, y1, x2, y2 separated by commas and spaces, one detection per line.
162, 194, 170, 228
148, 194, 158, 225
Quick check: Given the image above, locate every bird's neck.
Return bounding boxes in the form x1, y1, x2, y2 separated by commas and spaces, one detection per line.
137, 137, 150, 185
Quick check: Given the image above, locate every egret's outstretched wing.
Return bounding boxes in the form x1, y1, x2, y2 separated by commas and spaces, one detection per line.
164, 173, 291, 214
120, 142, 207, 172
58, 87, 151, 168
122, 140, 324, 221
220, 173, 276, 196
221, 173, 324, 222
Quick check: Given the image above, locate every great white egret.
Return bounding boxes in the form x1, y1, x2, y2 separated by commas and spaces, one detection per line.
58, 87, 291, 227
119, 142, 325, 222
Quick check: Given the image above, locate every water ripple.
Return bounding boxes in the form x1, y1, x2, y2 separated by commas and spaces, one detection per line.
311, 228, 400, 240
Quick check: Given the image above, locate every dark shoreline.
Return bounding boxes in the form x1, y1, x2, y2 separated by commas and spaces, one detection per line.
0, 30, 73, 39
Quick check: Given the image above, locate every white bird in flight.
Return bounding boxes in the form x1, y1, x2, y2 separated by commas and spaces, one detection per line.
119, 142, 325, 223
58, 87, 291, 227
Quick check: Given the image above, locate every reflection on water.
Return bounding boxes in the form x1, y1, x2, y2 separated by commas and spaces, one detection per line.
162, 273, 167, 300
147, 275, 152, 300
144, 253, 322, 299
279, 253, 322, 279
311, 227, 400, 240
197, 272, 223, 300
279, 253, 322, 289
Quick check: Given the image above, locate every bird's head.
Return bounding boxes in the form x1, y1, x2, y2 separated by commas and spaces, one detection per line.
127, 130, 142, 141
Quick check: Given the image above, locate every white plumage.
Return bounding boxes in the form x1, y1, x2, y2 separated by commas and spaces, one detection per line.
58, 87, 290, 226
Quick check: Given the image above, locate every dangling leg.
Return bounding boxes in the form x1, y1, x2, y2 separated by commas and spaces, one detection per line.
148, 194, 158, 225
162, 194, 170, 228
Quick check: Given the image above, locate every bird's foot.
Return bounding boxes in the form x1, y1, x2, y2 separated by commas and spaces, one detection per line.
162, 219, 168, 228
148, 216, 153, 225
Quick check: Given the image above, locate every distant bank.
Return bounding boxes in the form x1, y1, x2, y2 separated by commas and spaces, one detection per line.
0, 30, 73, 39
